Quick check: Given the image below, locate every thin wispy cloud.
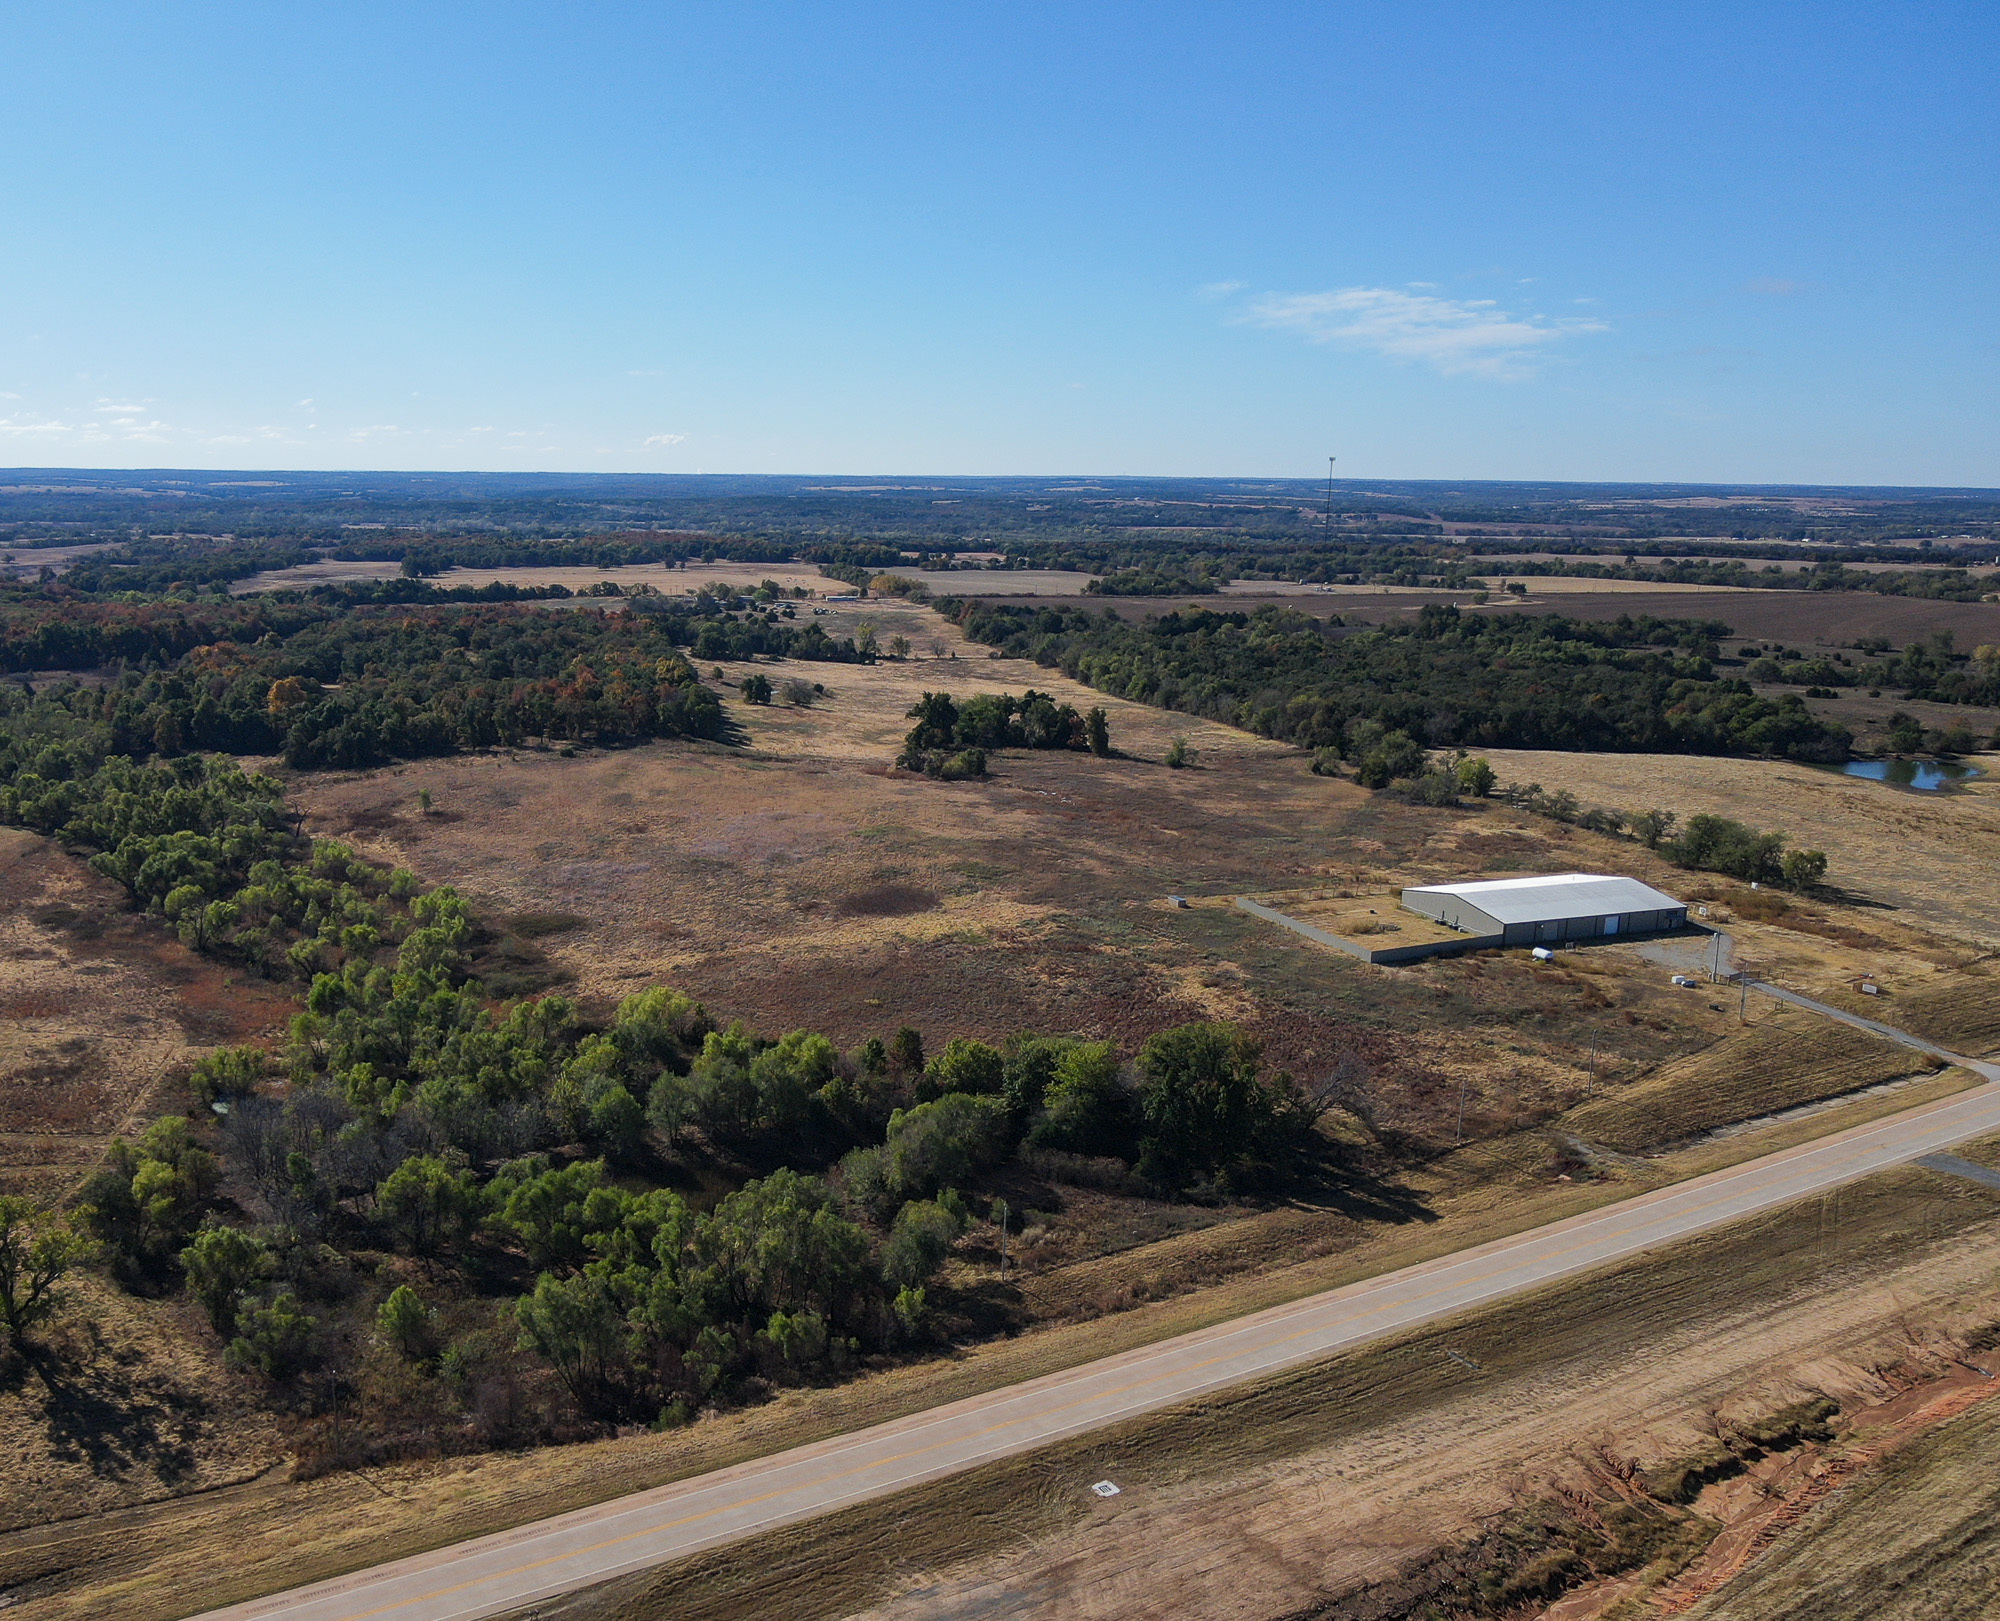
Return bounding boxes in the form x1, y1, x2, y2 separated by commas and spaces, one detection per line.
1196, 280, 1247, 300
643, 432, 686, 446
1238, 285, 1607, 377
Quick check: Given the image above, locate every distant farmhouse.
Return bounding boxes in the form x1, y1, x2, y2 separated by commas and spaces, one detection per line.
1400, 873, 1687, 950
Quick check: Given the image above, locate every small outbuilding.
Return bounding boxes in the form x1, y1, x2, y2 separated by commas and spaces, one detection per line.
1400, 872, 1688, 948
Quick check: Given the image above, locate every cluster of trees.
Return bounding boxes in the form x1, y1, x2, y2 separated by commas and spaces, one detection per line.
1736, 634, 2000, 712
1499, 789, 1831, 890
0, 719, 1345, 1436
1084, 567, 1221, 596
947, 600, 1854, 763
896, 689, 1111, 778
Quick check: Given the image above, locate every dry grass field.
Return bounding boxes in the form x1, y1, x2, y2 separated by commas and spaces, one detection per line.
1555, 1009, 1938, 1153
1477, 747, 2000, 949
284, 595, 1764, 1156
0, 828, 293, 1200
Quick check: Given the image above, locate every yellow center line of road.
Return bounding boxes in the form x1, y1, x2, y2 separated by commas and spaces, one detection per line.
280, 1086, 2000, 1621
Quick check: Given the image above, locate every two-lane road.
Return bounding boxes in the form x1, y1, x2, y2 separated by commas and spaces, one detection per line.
198, 1054, 2000, 1621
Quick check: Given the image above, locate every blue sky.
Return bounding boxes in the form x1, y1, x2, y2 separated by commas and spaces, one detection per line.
2, 2, 1995, 482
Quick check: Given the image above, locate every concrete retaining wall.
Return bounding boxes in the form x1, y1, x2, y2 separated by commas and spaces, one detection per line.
1234, 897, 1505, 965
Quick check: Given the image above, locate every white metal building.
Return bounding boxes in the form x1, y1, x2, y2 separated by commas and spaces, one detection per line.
1400, 872, 1687, 948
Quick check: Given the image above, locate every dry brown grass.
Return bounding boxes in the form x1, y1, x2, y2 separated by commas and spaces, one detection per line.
1476, 747, 2000, 948
1867, 972, 2000, 1057
0, 829, 294, 1200
1557, 1008, 1939, 1152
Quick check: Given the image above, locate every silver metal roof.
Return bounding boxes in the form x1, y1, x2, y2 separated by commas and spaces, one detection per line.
1401, 872, 1684, 925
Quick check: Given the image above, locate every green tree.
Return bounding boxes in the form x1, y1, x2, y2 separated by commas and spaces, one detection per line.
920, 1036, 1006, 1102
180, 1224, 272, 1337
1084, 707, 1111, 757
1032, 1041, 1131, 1158
225, 1291, 319, 1381
377, 1284, 437, 1361
79, 1116, 219, 1279
1629, 808, 1678, 850
1781, 848, 1829, 891
1455, 756, 1496, 797
1164, 735, 1191, 769
496, 1160, 609, 1273
880, 1198, 964, 1289
376, 1155, 483, 1254
1135, 1023, 1271, 1191
1886, 711, 1927, 753
0, 1197, 93, 1350
739, 673, 773, 704
515, 1270, 628, 1415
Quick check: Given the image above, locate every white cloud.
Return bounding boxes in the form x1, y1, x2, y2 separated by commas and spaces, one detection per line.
1196, 280, 1247, 300
1240, 285, 1607, 377
0, 415, 77, 436
643, 432, 687, 446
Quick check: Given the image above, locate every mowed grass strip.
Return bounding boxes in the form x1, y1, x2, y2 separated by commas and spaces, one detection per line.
1558, 1014, 1937, 1153
510, 1153, 2000, 1621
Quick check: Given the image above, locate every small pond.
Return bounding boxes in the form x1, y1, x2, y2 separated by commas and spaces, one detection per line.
1836, 758, 1981, 791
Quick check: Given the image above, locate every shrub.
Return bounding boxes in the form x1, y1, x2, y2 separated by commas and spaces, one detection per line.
880, 1198, 965, 1289
225, 1290, 320, 1381
180, 1224, 273, 1337
377, 1284, 437, 1361
1031, 1042, 1132, 1158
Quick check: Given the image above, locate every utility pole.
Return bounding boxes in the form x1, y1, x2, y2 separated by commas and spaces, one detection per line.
1456, 1073, 1469, 1143
993, 1198, 1010, 1280
1587, 1031, 1598, 1088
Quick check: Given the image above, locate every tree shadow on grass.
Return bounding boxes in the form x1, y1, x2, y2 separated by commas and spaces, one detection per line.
3, 1337, 207, 1489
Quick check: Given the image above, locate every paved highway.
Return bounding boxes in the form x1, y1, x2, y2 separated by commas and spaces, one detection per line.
197, 1051, 2000, 1621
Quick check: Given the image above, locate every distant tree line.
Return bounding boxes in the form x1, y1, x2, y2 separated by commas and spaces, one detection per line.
943, 599, 1854, 763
